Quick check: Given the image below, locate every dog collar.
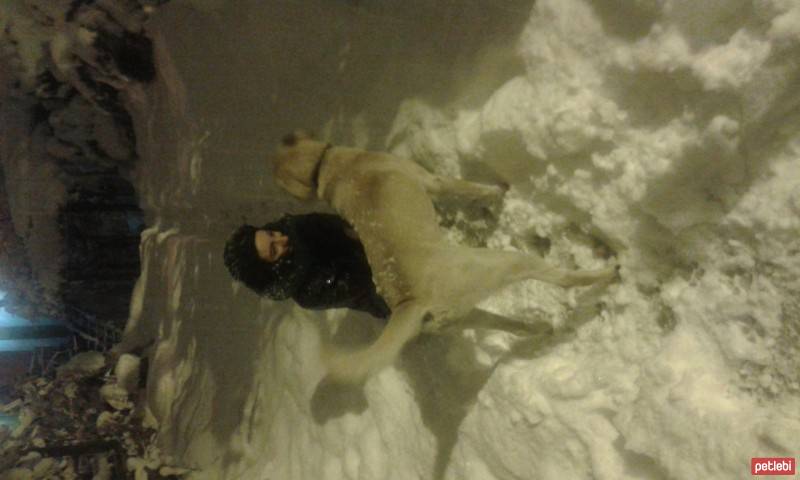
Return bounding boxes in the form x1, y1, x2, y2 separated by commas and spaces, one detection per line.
311, 143, 333, 193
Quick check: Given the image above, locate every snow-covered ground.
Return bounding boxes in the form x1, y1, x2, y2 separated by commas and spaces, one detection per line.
122, 1, 800, 478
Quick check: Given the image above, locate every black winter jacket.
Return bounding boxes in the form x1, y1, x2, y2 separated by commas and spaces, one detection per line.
266, 214, 390, 319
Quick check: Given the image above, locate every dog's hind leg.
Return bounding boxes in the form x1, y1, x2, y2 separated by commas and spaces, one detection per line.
426, 175, 507, 201
495, 249, 617, 288
434, 246, 617, 307
402, 161, 506, 201
322, 301, 429, 384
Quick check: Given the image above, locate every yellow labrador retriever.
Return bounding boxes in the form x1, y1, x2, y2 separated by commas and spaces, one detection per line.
272, 130, 616, 384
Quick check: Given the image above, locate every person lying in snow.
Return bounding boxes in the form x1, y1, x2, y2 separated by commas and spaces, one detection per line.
223, 213, 391, 319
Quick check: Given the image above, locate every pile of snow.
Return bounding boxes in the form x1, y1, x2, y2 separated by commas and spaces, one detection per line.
122, 0, 800, 479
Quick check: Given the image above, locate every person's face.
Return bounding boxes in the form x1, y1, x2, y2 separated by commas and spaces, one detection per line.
255, 229, 290, 262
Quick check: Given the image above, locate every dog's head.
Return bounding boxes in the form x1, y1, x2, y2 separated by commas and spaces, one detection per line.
271, 130, 328, 200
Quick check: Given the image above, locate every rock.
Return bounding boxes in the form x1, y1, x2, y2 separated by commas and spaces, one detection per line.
0, 399, 22, 413
96, 411, 116, 430
17, 451, 42, 464
11, 408, 35, 438
159, 465, 192, 476
93, 454, 113, 480
56, 351, 107, 378
32, 457, 57, 478
114, 353, 142, 394
100, 383, 131, 410
127, 457, 148, 480
64, 382, 78, 399
3, 467, 33, 480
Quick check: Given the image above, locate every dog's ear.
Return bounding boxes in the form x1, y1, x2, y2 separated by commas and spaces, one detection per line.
294, 129, 312, 140
281, 130, 306, 147
275, 175, 313, 200
281, 132, 297, 146
281, 129, 313, 146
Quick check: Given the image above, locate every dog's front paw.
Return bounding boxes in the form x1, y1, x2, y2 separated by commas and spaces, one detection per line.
597, 264, 622, 284
477, 183, 508, 217
486, 182, 509, 199
322, 345, 373, 385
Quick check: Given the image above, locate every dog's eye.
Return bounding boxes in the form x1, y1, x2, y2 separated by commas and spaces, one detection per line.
282, 133, 297, 146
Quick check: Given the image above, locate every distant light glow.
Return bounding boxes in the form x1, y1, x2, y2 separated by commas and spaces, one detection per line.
0, 338, 69, 352
0, 309, 33, 328
0, 290, 70, 351
0, 414, 19, 429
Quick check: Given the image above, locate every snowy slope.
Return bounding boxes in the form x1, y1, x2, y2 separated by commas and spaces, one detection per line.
123, 1, 800, 479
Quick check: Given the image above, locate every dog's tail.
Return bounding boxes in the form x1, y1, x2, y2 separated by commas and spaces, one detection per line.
322, 301, 427, 384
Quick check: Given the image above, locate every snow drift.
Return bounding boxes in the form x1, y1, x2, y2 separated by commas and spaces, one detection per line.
122, 0, 800, 479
